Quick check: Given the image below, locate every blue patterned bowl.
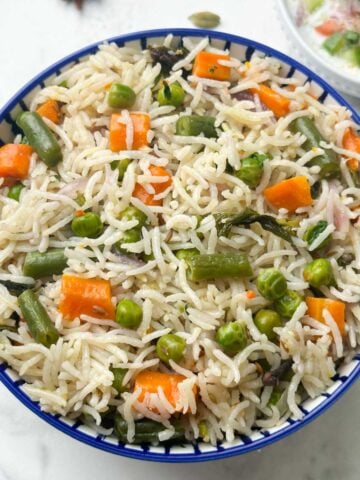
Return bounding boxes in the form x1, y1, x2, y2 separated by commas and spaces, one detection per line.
0, 28, 359, 463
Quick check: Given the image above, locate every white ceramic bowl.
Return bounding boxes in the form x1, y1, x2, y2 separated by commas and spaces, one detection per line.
276, 0, 360, 98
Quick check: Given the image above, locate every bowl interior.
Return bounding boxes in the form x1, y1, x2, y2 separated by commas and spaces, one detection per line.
0, 28, 359, 463
276, 0, 360, 98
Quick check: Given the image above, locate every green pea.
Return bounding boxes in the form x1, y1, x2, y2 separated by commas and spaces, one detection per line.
175, 248, 199, 261
274, 290, 303, 319
108, 83, 136, 109
303, 258, 334, 288
157, 81, 185, 107
156, 333, 186, 363
254, 309, 282, 341
114, 228, 141, 253
234, 153, 267, 189
215, 321, 247, 355
119, 206, 147, 229
111, 158, 132, 181
7, 182, 24, 201
71, 212, 103, 238
115, 299, 142, 329
111, 367, 128, 394
256, 268, 287, 301
303, 220, 331, 251
175, 115, 217, 138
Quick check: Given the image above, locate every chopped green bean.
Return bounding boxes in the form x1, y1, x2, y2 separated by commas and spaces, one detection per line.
16, 111, 62, 167
23, 249, 67, 279
289, 117, 340, 179
175, 248, 199, 261
18, 290, 59, 348
114, 415, 184, 444
186, 253, 252, 281
268, 387, 283, 406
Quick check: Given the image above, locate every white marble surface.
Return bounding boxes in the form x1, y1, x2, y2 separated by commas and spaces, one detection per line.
0, 0, 359, 478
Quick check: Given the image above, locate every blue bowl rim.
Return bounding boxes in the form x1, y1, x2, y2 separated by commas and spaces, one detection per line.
0, 27, 359, 463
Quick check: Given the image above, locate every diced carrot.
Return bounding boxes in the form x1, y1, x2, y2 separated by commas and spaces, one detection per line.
134, 370, 197, 413
148, 165, 172, 194
132, 183, 162, 206
342, 128, 360, 172
251, 84, 290, 117
246, 290, 256, 300
36, 99, 61, 124
315, 19, 343, 36
193, 51, 231, 81
109, 112, 150, 152
59, 275, 115, 320
263, 176, 313, 213
306, 297, 346, 337
74, 209, 85, 217
0, 144, 32, 180
132, 164, 172, 206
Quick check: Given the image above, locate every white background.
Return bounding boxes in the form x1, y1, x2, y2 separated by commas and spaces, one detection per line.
0, 1, 359, 479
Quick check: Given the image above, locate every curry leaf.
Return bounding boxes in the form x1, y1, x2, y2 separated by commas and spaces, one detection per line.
214, 208, 294, 244
148, 46, 187, 74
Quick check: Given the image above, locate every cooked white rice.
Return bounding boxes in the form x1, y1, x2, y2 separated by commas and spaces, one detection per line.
0, 36, 360, 445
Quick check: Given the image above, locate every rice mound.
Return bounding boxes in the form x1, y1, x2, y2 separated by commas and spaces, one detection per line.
0, 35, 359, 445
